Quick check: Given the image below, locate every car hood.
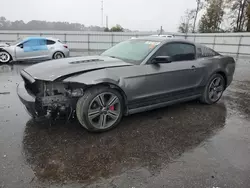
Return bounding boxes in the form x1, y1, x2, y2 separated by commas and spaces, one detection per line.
0, 43, 10, 47
22, 56, 133, 81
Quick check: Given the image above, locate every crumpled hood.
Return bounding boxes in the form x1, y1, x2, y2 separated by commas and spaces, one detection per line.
23, 56, 132, 81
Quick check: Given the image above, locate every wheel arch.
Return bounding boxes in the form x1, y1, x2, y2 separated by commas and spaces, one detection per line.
86, 82, 129, 115
52, 51, 65, 59
0, 49, 13, 62
215, 71, 227, 88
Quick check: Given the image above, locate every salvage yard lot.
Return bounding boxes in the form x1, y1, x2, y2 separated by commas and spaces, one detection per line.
0, 58, 250, 188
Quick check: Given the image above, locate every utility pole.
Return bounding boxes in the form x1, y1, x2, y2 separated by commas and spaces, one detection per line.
106, 15, 109, 28
101, 0, 104, 27
192, 0, 201, 33
159, 26, 163, 35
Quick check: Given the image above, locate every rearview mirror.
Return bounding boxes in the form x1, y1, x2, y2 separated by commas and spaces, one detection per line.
152, 56, 172, 64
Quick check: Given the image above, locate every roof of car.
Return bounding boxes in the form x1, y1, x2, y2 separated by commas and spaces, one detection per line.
25, 37, 46, 40
23, 36, 57, 41
132, 36, 194, 44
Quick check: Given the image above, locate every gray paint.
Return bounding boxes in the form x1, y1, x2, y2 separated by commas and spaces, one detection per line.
23, 56, 132, 81
19, 37, 236, 115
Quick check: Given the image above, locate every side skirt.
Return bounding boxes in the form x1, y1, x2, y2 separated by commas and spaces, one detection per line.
127, 94, 201, 115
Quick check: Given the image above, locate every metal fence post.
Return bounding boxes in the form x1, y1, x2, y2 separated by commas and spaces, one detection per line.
212, 35, 216, 50
185, 32, 188, 39
111, 33, 114, 46
40, 33, 42, 37
87, 33, 90, 54
17, 33, 19, 39
193, 35, 196, 42
236, 35, 243, 60
64, 33, 67, 43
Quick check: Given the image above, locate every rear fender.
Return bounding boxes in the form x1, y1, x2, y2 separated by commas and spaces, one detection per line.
201, 56, 235, 87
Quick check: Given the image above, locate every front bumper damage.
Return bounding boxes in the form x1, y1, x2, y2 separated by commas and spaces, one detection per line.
18, 69, 87, 119
17, 81, 37, 118
17, 81, 79, 119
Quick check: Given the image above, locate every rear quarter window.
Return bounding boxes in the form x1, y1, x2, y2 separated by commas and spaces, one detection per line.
46, 40, 56, 45
198, 46, 219, 58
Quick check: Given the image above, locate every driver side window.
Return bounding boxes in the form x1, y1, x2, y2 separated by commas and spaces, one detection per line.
155, 43, 196, 62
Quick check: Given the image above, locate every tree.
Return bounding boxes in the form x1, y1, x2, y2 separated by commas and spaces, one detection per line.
192, 0, 204, 32
246, 2, 250, 30
104, 27, 109, 32
226, 0, 250, 32
199, 0, 225, 33
0, 16, 117, 31
110, 24, 124, 32
178, 9, 196, 33
0, 16, 7, 28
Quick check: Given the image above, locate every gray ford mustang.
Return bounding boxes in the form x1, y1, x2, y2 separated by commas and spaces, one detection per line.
17, 37, 235, 132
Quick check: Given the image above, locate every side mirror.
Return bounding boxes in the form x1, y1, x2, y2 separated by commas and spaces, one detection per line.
152, 56, 172, 64
18, 44, 23, 48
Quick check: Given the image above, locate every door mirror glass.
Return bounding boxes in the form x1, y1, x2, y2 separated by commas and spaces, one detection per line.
152, 56, 172, 64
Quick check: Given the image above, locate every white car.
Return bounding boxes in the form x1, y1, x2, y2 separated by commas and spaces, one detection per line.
150, 34, 174, 38
131, 35, 174, 40
0, 37, 70, 63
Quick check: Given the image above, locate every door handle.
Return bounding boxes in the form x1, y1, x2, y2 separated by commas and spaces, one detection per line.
191, 65, 196, 70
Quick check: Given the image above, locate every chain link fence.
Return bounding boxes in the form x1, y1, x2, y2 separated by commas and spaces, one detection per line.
1, 31, 250, 58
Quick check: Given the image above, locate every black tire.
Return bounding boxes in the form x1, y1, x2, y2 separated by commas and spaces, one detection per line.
0, 50, 12, 64
76, 86, 124, 132
53, 51, 65, 59
200, 73, 225, 104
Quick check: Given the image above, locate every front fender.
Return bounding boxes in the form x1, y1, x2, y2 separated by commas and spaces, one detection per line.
63, 68, 120, 86
0, 46, 16, 61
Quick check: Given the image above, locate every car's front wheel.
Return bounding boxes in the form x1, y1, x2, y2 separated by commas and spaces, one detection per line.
76, 86, 124, 132
0, 51, 12, 63
200, 73, 225, 104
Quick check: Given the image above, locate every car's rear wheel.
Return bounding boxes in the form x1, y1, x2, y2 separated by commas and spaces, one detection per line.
0, 51, 12, 63
76, 86, 124, 132
200, 74, 225, 104
53, 51, 65, 59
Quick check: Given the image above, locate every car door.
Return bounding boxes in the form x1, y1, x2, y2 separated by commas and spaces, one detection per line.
15, 38, 49, 61
45, 39, 56, 58
142, 42, 205, 103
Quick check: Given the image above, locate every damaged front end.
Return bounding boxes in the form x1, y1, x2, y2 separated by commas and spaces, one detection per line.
18, 70, 85, 119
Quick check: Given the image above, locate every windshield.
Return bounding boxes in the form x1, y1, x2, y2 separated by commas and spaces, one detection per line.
101, 40, 161, 64
10, 38, 24, 45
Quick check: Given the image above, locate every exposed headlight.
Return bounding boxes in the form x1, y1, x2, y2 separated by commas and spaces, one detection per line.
69, 88, 84, 97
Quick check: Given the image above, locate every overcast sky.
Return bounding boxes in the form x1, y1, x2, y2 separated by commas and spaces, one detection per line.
2, 0, 197, 31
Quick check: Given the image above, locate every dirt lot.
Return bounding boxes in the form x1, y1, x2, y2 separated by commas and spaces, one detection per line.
0, 58, 250, 188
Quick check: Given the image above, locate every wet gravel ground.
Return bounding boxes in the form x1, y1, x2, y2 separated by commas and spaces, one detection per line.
0, 58, 250, 188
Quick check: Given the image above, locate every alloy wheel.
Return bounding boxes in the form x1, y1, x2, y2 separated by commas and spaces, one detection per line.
208, 77, 224, 102
87, 92, 121, 129
0, 52, 10, 63
54, 52, 64, 59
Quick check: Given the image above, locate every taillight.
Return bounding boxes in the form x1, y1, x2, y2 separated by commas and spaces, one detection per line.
63, 45, 68, 48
